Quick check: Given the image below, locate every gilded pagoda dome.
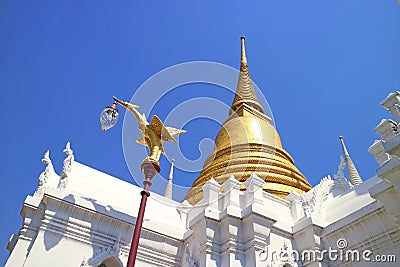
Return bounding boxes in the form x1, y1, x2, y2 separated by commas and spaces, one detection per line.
184, 37, 311, 205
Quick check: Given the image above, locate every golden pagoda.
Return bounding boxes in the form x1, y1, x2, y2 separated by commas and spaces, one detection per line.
184, 37, 312, 205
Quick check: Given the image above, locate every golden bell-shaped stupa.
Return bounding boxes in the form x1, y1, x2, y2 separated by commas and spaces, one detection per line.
184, 37, 311, 205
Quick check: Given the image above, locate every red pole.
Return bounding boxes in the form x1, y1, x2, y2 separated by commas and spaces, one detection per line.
126, 190, 149, 267
126, 158, 160, 267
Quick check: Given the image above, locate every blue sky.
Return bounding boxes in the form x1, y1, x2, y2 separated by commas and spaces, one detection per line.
0, 1, 399, 264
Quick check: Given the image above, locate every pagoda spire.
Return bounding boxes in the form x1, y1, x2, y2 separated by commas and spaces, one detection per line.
184, 37, 312, 205
339, 136, 362, 186
230, 36, 264, 114
164, 159, 175, 199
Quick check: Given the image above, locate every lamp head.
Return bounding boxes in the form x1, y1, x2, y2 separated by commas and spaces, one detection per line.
100, 101, 119, 131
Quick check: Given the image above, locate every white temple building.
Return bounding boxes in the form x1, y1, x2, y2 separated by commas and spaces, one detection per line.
5, 39, 400, 267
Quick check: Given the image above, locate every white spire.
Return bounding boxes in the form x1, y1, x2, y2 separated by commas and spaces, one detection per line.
164, 159, 175, 199
339, 136, 362, 186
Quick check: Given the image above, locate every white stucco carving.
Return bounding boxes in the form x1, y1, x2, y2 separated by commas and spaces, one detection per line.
81, 242, 123, 267
336, 155, 345, 177
58, 141, 74, 190
301, 176, 334, 218
300, 194, 311, 218
332, 155, 353, 192
271, 241, 297, 267
34, 150, 54, 198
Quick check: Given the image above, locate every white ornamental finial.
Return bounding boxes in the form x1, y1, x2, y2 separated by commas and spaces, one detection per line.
164, 159, 175, 199
64, 141, 73, 155
34, 150, 54, 198
333, 156, 353, 191
336, 155, 346, 177
58, 141, 75, 190
339, 136, 362, 186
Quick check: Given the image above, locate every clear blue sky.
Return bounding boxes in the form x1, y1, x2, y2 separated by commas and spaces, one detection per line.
0, 1, 399, 264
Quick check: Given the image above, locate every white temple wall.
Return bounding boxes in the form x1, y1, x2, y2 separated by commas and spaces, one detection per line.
6, 92, 400, 266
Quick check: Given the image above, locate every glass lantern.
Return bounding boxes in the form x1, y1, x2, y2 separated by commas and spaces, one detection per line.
100, 102, 119, 131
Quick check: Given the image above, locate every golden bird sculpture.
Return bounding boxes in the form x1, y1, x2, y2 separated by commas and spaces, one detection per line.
113, 96, 186, 161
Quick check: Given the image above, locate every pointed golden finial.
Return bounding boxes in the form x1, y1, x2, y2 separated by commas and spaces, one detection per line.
241, 36, 247, 65
230, 36, 264, 115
